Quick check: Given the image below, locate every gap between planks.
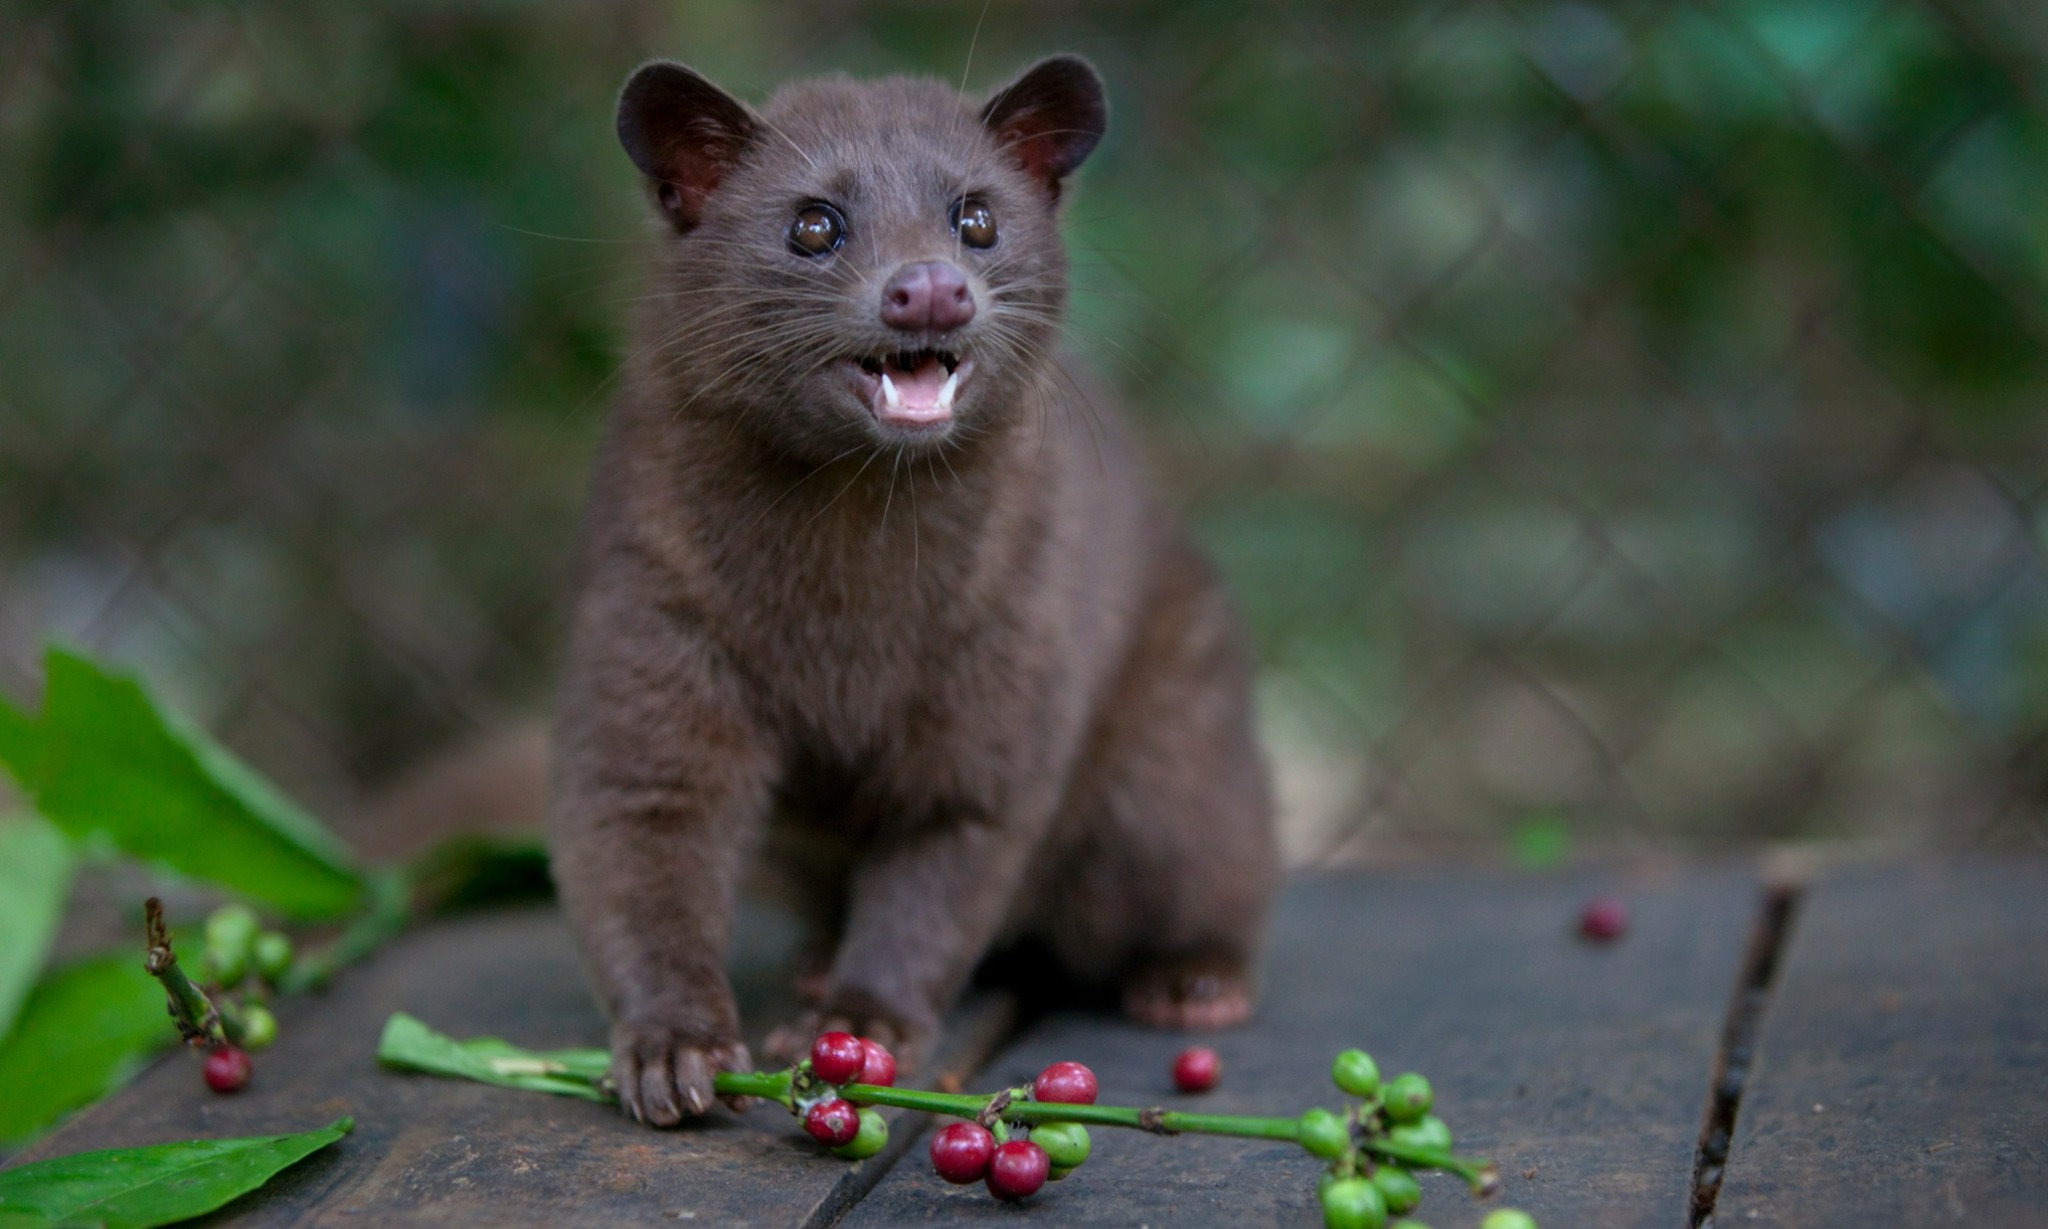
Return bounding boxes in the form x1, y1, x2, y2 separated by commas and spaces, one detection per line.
1689, 883, 1801, 1228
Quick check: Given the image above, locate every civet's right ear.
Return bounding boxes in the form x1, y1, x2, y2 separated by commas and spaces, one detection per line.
616, 61, 759, 232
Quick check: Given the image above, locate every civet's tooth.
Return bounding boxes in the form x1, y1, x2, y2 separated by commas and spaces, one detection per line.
880, 372, 902, 411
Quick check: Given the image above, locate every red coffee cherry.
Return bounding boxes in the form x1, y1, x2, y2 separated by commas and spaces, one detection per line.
1579, 896, 1629, 942
810, 1032, 866, 1085
203, 1045, 252, 1094
1032, 1060, 1098, 1105
857, 1038, 897, 1087
804, 1097, 861, 1147
930, 1121, 997, 1184
985, 1139, 1050, 1201
1172, 1046, 1220, 1092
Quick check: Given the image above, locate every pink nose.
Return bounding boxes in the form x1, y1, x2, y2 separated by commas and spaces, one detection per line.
880, 261, 975, 332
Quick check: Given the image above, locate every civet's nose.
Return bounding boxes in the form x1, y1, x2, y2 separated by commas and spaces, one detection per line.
880, 261, 975, 332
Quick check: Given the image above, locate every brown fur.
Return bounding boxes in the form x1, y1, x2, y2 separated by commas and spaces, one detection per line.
547, 57, 1278, 1126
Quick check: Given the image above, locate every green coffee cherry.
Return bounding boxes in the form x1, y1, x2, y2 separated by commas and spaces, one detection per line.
205, 949, 249, 988
203, 905, 260, 987
1030, 1122, 1091, 1170
1371, 1165, 1421, 1214
1298, 1107, 1351, 1159
1480, 1211, 1538, 1229
238, 1003, 278, 1052
252, 932, 294, 984
205, 904, 260, 950
1381, 1073, 1433, 1123
1331, 1049, 1381, 1098
1049, 1165, 1075, 1181
831, 1108, 889, 1160
1388, 1221, 1434, 1229
1388, 1114, 1452, 1153
1319, 1176, 1388, 1229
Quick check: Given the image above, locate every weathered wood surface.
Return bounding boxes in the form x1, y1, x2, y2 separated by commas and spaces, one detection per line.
846, 866, 1760, 1229
10, 905, 1013, 1228
28, 864, 2046, 1228
1712, 861, 2048, 1229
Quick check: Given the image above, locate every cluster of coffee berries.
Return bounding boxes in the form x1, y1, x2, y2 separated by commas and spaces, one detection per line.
924, 1059, 1099, 1202
1305, 1049, 1535, 1229
194, 903, 295, 1093
797, 1032, 898, 1160
390, 1012, 1527, 1228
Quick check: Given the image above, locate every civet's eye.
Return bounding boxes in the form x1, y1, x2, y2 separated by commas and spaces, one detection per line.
789, 203, 846, 256
950, 197, 997, 249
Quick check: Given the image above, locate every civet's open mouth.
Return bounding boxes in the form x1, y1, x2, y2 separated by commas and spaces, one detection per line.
846, 348, 970, 426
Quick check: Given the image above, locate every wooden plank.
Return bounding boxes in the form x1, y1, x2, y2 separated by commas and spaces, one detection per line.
7, 905, 1012, 1228
845, 866, 1760, 1229
1712, 861, 2048, 1228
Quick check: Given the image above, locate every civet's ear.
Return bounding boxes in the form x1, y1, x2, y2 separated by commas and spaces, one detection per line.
981, 55, 1108, 200
617, 61, 759, 232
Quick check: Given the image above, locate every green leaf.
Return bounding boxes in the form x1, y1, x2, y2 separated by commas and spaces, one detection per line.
1508, 811, 1573, 871
405, 835, 554, 914
0, 956, 176, 1147
0, 649, 363, 919
376, 1012, 610, 1100
0, 1117, 351, 1229
0, 817, 73, 1040
0, 695, 31, 782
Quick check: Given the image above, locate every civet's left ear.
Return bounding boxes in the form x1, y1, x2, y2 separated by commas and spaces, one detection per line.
981, 55, 1108, 201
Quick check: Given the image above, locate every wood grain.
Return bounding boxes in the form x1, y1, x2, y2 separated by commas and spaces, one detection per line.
846, 866, 1759, 1229
1712, 860, 2048, 1229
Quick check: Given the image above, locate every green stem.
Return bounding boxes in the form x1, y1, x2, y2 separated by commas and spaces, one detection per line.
718, 1077, 1313, 1145
718, 1070, 794, 1102
1149, 1110, 1301, 1140
1359, 1138, 1497, 1192
712, 1078, 1303, 1140
803, 1084, 976, 1116
142, 897, 236, 1047
1003, 1101, 1303, 1141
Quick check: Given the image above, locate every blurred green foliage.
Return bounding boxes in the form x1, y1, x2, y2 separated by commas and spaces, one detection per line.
0, 648, 379, 1143
0, 817, 72, 1040
2, 0, 2044, 851
0, 648, 366, 918
0, 953, 172, 1147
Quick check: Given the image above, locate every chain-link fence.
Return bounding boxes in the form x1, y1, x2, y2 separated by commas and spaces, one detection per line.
5, 0, 2045, 861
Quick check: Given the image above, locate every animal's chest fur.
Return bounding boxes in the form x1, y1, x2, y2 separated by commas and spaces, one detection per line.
702, 480, 1055, 784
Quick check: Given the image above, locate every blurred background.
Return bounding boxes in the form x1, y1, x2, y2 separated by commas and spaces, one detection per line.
3, 0, 2045, 864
